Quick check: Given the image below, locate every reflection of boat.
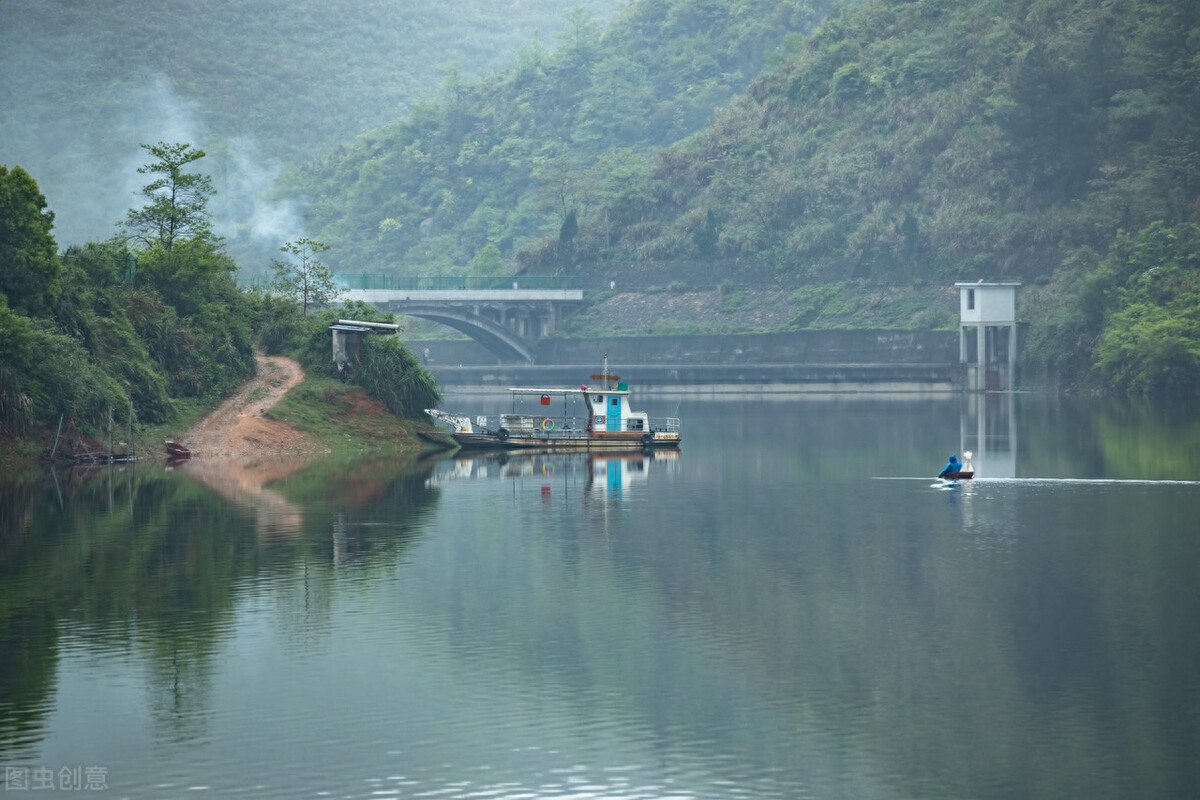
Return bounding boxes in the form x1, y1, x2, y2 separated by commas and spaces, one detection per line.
426, 357, 680, 452
588, 450, 660, 494
165, 440, 191, 459
424, 449, 678, 488
416, 428, 458, 450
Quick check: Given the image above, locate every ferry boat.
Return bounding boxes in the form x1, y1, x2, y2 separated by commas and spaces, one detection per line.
425, 361, 680, 452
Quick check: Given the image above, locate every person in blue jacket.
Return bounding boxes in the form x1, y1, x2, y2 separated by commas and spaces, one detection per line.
938, 454, 961, 478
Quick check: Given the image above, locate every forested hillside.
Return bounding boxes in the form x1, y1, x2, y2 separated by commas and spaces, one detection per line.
288, 0, 843, 275
294, 0, 1199, 393
0, 0, 624, 249
296, 0, 1195, 281
3, 0, 1197, 396
0, 148, 438, 450
626, 0, 1198, 282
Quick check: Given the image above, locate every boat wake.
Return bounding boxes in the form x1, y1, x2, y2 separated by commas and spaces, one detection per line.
875, 476, 1200, 485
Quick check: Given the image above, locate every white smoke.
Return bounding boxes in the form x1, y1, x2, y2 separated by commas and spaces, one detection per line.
3, 71, 302, 277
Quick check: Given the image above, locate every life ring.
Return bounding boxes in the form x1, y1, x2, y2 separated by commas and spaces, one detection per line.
542, 418, 555, 431
497, 428, 509, 441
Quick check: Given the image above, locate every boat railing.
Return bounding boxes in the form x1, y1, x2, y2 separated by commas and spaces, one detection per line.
473, 414, 678, 438
480, 414, 593, 440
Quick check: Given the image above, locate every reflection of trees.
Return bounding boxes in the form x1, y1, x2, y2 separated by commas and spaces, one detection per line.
418, 402, 1200, 799
1021, 394, 1200, 479
0, 455, 440, 751
0, 605, 58, 758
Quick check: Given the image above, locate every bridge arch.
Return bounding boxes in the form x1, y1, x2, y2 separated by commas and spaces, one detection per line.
398, 304, 535, 363
340, 282, 585, 365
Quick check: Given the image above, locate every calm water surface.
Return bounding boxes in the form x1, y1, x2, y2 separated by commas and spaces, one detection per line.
2, 393, 1199, 799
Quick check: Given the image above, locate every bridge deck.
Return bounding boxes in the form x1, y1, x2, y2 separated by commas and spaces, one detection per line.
342, 288, 583, 302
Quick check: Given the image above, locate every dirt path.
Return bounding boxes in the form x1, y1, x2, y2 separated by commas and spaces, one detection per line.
169, 354, 318, 536
181, 354, 317, 458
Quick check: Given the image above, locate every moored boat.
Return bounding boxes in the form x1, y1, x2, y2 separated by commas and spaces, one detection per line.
426, 359, 680, 451
165, 440, 191, 459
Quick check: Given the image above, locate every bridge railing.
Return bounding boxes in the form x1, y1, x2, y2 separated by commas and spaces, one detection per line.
337, 274, 583, 291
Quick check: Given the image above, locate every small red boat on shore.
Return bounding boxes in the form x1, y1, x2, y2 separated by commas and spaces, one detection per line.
165, 440, 191, 459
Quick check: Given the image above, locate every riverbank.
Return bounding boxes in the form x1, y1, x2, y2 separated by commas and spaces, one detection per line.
0, 354, 434, 472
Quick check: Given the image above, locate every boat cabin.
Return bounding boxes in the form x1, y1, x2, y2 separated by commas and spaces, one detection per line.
582, 379, 649, 434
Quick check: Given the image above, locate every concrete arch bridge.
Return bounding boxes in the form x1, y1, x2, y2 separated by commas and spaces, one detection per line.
338, 275, 584, 364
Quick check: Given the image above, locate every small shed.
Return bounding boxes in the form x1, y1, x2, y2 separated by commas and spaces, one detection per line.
330, 319, 400, 375
955, 281, 1020, 391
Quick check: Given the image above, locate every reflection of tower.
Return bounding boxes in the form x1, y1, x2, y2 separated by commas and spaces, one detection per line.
960, 391, 1016, 478
333, 511, 348, 566
956, 281, 1020, 391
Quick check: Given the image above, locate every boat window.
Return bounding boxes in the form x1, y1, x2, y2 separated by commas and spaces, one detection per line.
610, 397, 619, 407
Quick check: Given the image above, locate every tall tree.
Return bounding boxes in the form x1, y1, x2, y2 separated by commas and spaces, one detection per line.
271, 238, 341, 316
0, 165, 60, 315
123, 142, 215, 251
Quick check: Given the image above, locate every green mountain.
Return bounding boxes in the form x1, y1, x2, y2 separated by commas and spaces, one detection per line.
3, 0, 1198, 396
627, 0, 1199, 284
287, 0, 844, 276
0, 0, 625, 248
294, 0, 1197, 284
292, 0, 1199, 393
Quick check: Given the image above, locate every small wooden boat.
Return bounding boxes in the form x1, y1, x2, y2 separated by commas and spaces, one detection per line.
426, 357, 681, 452
938, 451, 974, 480
165, 440, 191, 459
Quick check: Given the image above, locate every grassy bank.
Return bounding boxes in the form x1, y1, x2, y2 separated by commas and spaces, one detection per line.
0, 375, 443, 471
264, 375, 431, 455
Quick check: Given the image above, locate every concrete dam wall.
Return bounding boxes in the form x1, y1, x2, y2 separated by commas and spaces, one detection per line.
415, 330, 965, 394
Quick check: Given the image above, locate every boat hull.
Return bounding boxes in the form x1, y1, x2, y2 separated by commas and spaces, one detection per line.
452, 430, 680, 451
943, 470, 973, 480
165, 440, 191, 459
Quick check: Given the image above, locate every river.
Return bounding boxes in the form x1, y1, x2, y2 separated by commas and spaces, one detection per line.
2, 392, 1198, 799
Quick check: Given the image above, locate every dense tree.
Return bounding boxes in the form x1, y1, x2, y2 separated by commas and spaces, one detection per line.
0, 294, 35, 434
123, 142, 215, 251
271, 238, 342, 316
470, 243, 505, 276
118, 143, 255, 403
1093, 223, 1200, 396
0, 165, 60, 315
290, 0, 841, 276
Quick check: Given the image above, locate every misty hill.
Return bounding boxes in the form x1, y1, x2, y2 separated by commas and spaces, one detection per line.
0, 0, 625, 248
294, 0, 1197, 288
287, 0, 845, 275
623, 0, 1199, 285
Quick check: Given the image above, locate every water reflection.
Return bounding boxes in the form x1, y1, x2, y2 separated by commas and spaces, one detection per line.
961, 391, 1016, 478
427, 449, 680, 498
0, 454, 439, 761
4, 397, 1200, 799
176, 455, 310, 539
